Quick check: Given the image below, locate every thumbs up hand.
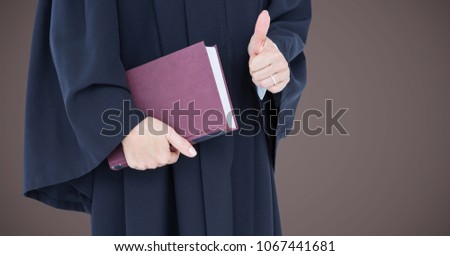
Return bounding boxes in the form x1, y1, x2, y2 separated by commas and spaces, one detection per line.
248, 11, 290, 94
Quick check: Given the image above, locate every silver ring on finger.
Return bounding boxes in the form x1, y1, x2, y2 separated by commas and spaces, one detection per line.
270, 75, 277, 86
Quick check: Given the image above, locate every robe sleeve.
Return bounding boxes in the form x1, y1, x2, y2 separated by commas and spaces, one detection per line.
23, 0, 143, 212
265, 0, 312, 143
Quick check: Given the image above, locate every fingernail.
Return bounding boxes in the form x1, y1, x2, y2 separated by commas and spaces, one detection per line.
189, 147, 197, 157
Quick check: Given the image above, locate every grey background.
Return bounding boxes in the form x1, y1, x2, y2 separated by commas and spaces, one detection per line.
1, 0, 449, 235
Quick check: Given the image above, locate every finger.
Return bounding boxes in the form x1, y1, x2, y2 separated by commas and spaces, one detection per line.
146, 160, 158, 170
248, 10, 271, 56
167, 150, 180, 165
129, 160, 157, 171
254, 11, 270, 40
123, 153, 146, 171
253, 74, 278, 89
129, 163, 146, 171
249, 51, 279, 73
268, 78, 289, 94
254, 75, 276, 89
254, 69, 290, 89
251, 60, 288, 81
157, 150, 179, 167
165, 128, 197, 158
154, 150, 173, 166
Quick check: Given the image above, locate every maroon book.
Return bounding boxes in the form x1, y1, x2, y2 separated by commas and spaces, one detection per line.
107, 41, 238, 170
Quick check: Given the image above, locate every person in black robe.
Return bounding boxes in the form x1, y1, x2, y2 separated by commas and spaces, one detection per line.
23, 0, 312, 235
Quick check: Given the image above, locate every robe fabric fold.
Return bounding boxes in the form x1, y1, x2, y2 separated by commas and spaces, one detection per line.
24, 0, 311, 235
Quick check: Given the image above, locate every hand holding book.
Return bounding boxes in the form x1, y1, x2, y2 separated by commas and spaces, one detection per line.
121, 116, 197, 171
107, 42, 238, 170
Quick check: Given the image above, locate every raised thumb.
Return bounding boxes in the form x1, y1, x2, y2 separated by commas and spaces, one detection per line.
248, 10, 271, 56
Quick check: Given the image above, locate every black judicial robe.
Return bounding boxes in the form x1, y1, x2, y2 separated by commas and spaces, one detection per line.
24, 0, 311, 235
